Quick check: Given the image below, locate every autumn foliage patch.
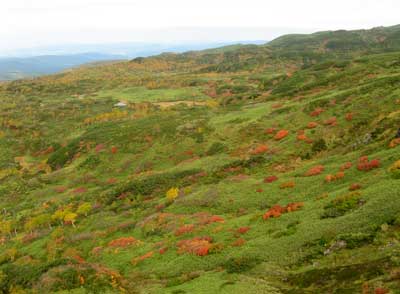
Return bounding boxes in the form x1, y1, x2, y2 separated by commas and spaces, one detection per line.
305, 165, 324, 176
274, 130, 289, 140
177, 236, 213, 256
264, 175, 278, 183
174, 224, 195, 236
310, 108, 324, 117
307, 122, 318, 129
250, 144, 268, 155
357, 157, 380, 171
108, 237, 138, 248
263, 202, 304, 220
280, 181, 295, 189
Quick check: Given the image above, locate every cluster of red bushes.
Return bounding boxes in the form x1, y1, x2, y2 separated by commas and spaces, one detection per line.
325, 171, 345, 183
274, 130, 289, 140
177, 236, 213, 256
264, 175, 278, 183
174, 224, 195, 236
305, 165, 325, 176
310, 108, 324, 117
357, 156, 380, 171
196, 214, 225, 226
108, 237, 138, 248
263, 202, 304, 220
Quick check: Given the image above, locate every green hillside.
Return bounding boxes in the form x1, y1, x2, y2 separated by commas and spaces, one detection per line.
1, 25, 400, 294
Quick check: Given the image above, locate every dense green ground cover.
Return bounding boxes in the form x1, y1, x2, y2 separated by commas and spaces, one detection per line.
1, 25, 400, 293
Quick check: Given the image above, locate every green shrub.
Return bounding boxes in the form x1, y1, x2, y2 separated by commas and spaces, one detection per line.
322, 192, 364, 218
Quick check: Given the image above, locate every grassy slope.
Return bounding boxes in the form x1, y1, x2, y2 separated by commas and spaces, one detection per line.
0, 25, 400, 293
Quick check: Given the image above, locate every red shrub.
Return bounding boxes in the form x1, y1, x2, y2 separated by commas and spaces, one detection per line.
323, 117, 337, 126
54, 186, 67, 193
310, 108, 324, 117
335, 171, 345, 179
263, 202, 303, 220
357, 158, 380, 171
132, 251, 154, 265
345, 112, 353, 121
349, 183, 362, 191
232, 238, 246, 247
111, 146, 118, 154
256, 188, 264, 193
263, 205, 285, 220
265, 127, 276, 134
340, 162, 353, 171
251, 144, 268, 155
374, 288, 389, 294
95, 144, 105, 153
107, 178, 118, 184
389, 138, 400, 148
175, 224, 195, 236
159, 247, 168, 254
274, 130, 289, 140
297, 134, 307, 141
325, 174, 336, 183
307, 122, 318, 129
177, 236, 213, 256
108, 237, 137, 248
73, 187, 87, 194
236, 227, 250, 234
264, 175, 278, 183
305, 165, 325, 176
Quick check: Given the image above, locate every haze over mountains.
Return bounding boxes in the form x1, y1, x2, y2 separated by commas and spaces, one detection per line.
0, 40, 266, 80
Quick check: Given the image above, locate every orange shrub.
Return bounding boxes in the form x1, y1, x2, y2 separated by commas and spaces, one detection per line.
177, 236, 212, 256
305, 165, 325, 176
108, 237, 137, 248
307, 122, 318, 129
250, 144, 268, 155
374, 288, 389, 294
264, 175, 278, 183
349, 183, 362, 191
175, 224, 195, 236
132, 251, 154, 265
297, 134, 307, 141
236, 227, 250, 234
389, 138, 400, 148
345, 112, 353, 121
280, 181, 295, 189
310, 108, 324, 117
263, 202, 303, 220
274, 130, 289, 140
323, 117, 337, 126
325, 174, 336, 183
111, 146, 118, 154
340, 162, 353, 171
357, 157, 380, 171
265, 127, 276, 134
232, 238, 246, 247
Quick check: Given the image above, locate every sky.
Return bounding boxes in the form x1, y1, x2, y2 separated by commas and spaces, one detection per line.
1, 0, 399, 53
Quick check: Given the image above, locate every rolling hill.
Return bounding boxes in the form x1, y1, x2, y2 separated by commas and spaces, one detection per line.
0, 25, 400, 293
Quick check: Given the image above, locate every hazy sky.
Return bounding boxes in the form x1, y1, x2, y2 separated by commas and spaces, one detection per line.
1, 0, 399, 52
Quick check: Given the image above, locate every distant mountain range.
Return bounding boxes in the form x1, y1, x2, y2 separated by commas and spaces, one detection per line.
0, 41, 266, 80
